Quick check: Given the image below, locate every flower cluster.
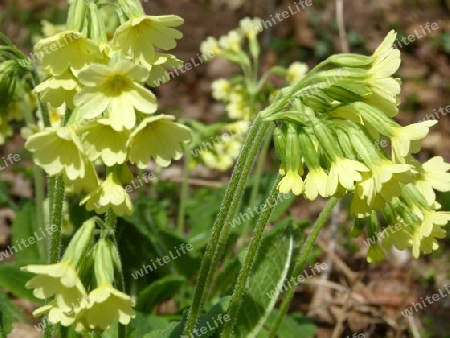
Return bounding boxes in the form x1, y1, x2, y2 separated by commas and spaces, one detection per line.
22, 220, 135, 332
192, 17, 309, 171
21, 0, 191, 332
25, 0, 191, 214
264, 31, 450, 260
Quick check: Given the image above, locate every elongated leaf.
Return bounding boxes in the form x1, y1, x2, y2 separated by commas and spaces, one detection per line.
137, 276, 185, 313
129, 314, 171, 338
0, 264, 41, 303
143, 297, 230, 338
233, 225, 294, 338
11, 202, 45, 264
0, 291, 25, 335
256, 311, 316, 338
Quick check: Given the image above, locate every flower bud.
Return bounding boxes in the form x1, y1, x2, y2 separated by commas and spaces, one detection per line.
93, 238, 116, 286
273, 126, 287, 163
66, 0, 87, 31
328, 54, 374, 67
323, 82, 371, 104
88, 3, 107, 44
62, 218, 96, 267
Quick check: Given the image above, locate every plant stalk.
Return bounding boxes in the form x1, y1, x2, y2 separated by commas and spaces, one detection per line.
183, 115, 270, 336
268, 197, 340, 337
221, 175, 281, 337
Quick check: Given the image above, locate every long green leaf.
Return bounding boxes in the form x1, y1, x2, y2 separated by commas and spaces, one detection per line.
144, 297, 230, 338
136, 276, 185, 313
233, 225, 294, 338
0, 291, 25, 335
0, 264, 41, 303
11, 202, 45, 264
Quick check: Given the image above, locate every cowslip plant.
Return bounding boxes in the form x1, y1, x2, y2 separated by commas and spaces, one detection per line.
182, 29, 450, 338
2, 0, 189, 336
0, 2, 449, 338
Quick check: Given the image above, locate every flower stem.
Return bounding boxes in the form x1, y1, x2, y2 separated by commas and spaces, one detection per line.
236, 124, 273, 251
268, 197, 340, 338
177, 147, 191, 235
105, 209, 127, 338
47, 177, 65, 263
221, 175, 281, 338
183, 115, 270, 336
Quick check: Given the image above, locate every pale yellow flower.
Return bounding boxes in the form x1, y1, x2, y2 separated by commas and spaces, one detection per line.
128, 115, 191, 168
25, 127, 89, 181
22, 262, 87, 313
34, 31, 102, 74
80, 173, 133, 216
74, 285, 135, 332
112, 15, 183, 67
74, 59, 157, 131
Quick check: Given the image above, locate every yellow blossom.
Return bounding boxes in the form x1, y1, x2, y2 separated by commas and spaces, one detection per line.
22, 262, 87, 313
287, 62, 309, 84
74, 59, 157, 131
128, 115, 191, 169
415, 156, 450, 205
390, 120, 437, 162
82, 119, 129, 166
80, 173, 133, 216
35, 69, 79, 109
303, 168, 328, 200
34, 31, 102, 75
25, 127, 89, 181
112, 15, 183, 67
74, 285, 135, 332
326, 158, 369, 196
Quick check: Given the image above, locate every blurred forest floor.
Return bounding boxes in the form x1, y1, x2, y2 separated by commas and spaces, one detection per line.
1, 0, 450, 337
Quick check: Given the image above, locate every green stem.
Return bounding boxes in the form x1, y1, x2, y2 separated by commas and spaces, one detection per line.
42, 176, 65, 338
183, 115, 270, 336
47, 177, 65, 263
221, 176, 281, 338
149, 165, 162, 199
268, 197, 340, 338
236, 124, 273, 251
177, 147, 191, 234
105, 209, 127, 338
42, 109, 71, 338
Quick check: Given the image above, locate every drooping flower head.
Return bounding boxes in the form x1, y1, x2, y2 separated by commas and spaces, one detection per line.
112, 15, 183, 67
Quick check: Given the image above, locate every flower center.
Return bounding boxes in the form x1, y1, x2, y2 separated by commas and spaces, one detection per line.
106, 74, 131, 96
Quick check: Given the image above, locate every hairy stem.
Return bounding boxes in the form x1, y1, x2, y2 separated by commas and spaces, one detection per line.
184, 115, 270, 336
268, 197, 340, 337
221, 175, 281, 337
